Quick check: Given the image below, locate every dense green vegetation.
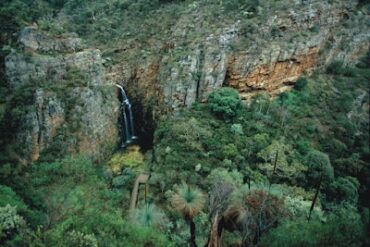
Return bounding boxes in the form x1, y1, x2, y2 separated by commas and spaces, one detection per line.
149, 60, 369, 246
1, 156, 173, 246
1, 59, 369, 246
0, 0, 369, 246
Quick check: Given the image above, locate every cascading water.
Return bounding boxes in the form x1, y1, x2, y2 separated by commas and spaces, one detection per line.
116, 84, 138, 147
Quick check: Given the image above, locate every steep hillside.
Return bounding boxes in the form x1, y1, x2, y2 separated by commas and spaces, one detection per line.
0, 0, 369, 247
1, 0, 369, 163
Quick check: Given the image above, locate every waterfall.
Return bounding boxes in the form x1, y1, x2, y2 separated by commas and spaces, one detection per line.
115, 84, 138, 147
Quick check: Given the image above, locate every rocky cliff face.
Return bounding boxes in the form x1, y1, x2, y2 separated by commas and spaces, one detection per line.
3, 27, 120, 163
110, 0, 369, 114
2, 0, 369, 163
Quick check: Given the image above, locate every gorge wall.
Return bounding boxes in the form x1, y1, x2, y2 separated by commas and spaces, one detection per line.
3, 27, 120, 163
111, 0, 369, 110
2, 0, 369, 163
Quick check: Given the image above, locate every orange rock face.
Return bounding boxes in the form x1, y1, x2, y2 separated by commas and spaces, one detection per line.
228, 47, 319, 99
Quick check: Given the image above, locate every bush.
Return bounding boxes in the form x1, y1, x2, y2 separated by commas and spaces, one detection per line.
326, 177, 359, 204
222, 143, 239, 159
342, 66, 356, 77
230, 123, 244, 135
304, 150, 334, 186
64, 230, 98, 247
208, 87, 241, 120
294, 77, 308, 91
225, 189, 287, 245
258, 205, 368, 247
207, 168, 243, 189
31, 156, 131, 247
0, 185, 44, 228
123, 224, 174, 247
326, 61, 344, 75
0, 204, 26, 241
356, 51, 370, 68
257, 139, 307, 183
223, 0, 259, 13
107, 145, 146, 174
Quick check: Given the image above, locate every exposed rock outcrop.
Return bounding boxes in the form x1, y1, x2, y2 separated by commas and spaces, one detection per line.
2, 0, 369, 163
4, 28, 119, 163
16, 89, 64, 161
111, 0, 369, 112
18, 26, 84, 53
5, 49, 103, 89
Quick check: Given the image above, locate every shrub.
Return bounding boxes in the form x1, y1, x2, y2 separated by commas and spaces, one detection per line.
31, 156, 130, 246
294, 77, 308, 91
356, 51, 370, 68
123, 224, 174, 247
107, 145, 146, 174
326, 177, 359, 204
222, 143, 239, 159
224, 189, 287, 245
342, 66, 356, 77
170, 117, 212, 151
230, 123, 244, 135
132, 203, 167, 229
0, 185, 45, 227
0, 186, 28, 214
64, 230, 98, 247
284, 196, 324, 220
257, 139, 307, 183
207, 168, 243, 189
251, 133, 271, 151
326, 61, 344, 75
208, 87, 242, 120
0, 204, 26, 241
309, 25, 319, 33
304, 150, 334, 186
223, 0, 260, 13
63, 66, 88, 87
258, 205, 368, 247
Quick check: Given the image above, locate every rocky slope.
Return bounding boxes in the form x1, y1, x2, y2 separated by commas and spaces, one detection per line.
111, 0, 369, 111
2, 0, 369, 163
3, 27, 120, 163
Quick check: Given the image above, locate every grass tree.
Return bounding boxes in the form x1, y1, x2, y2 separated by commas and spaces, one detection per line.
133, 203, 166, 229
171, 183, 205, 247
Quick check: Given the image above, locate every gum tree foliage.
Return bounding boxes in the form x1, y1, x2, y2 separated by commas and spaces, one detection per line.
258, 204, 367, 247
326, 176, 359, 204
207, 87, 242, 120
294, 77, 308, 91
257, 139, 307, 184
0, 204, 25, 242
29, 156, 172, 247
170, 117, 212, 151
304, 150, 334, 186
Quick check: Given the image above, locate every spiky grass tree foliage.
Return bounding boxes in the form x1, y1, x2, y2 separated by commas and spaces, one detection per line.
133, 203, 167, 229
171, 183, 205, 221
171, 183, 205, 247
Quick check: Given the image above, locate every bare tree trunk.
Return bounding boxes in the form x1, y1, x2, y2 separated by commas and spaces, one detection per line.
189, 219, 197, 247
308, 173, 323, 221
207, 212, 223, 247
